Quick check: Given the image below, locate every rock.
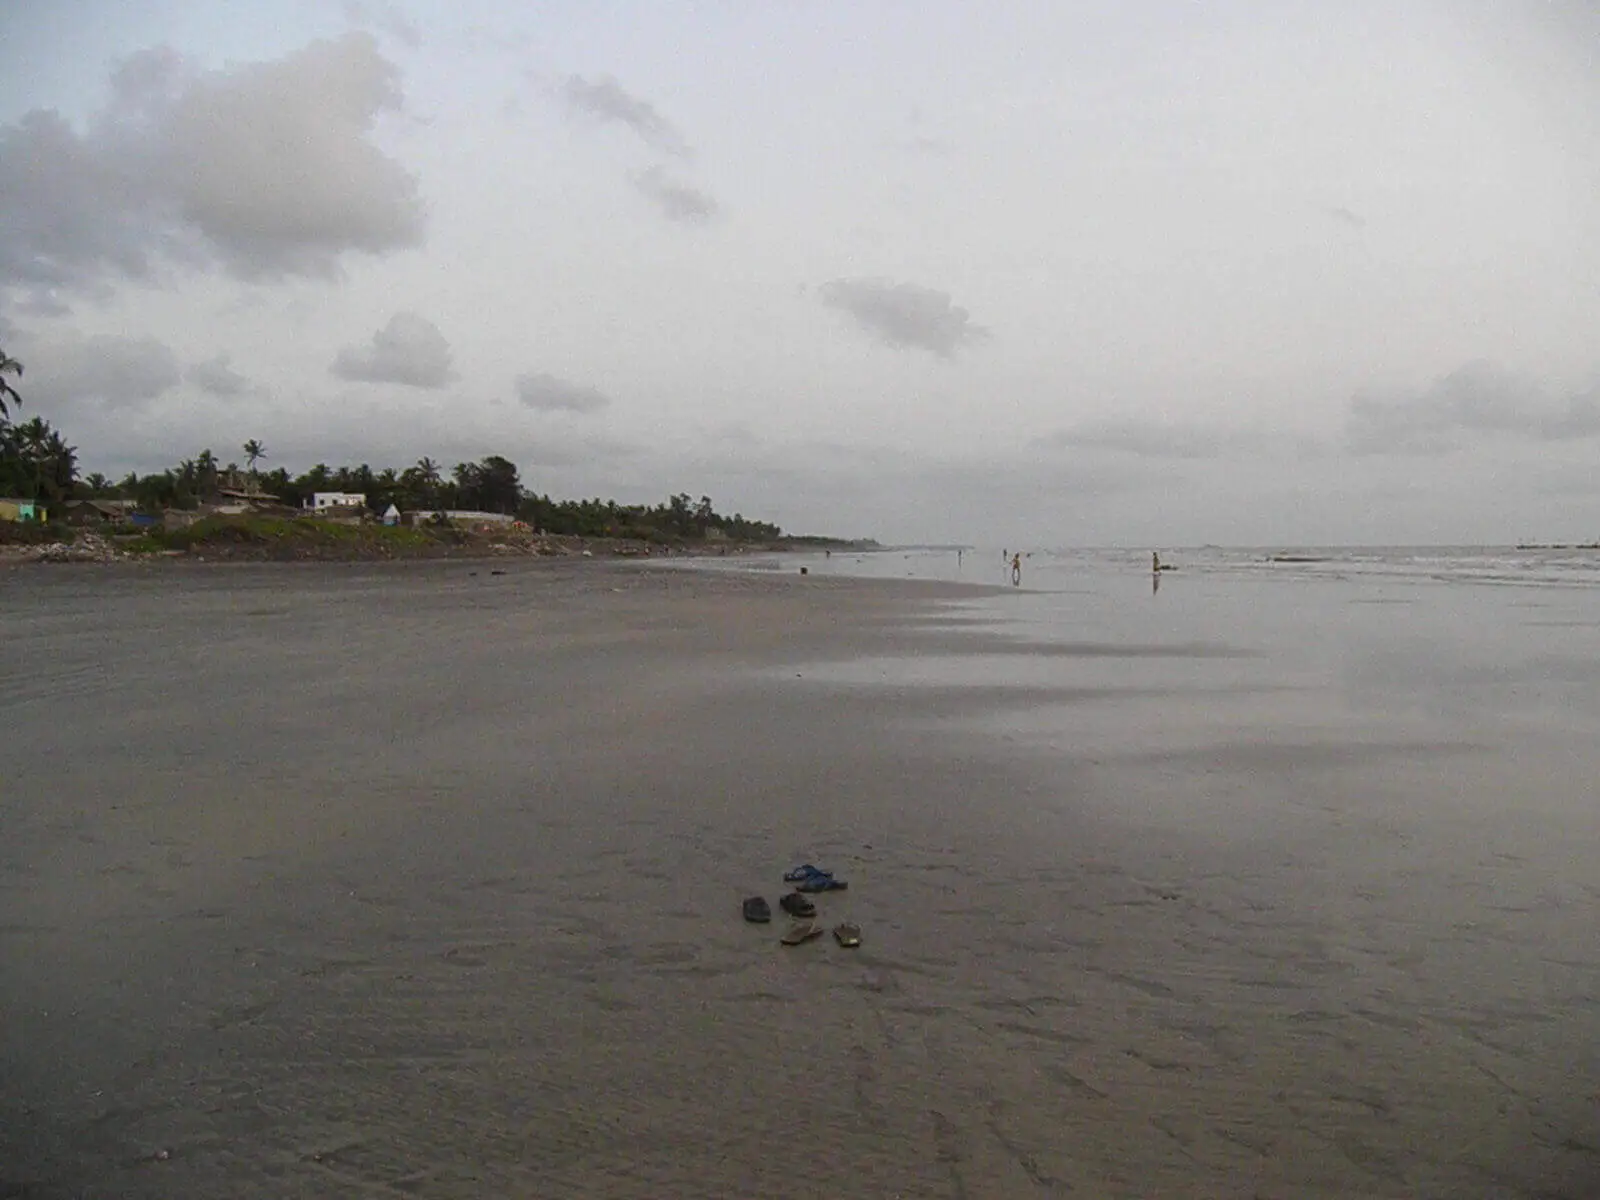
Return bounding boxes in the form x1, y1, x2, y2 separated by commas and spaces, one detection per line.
29, 533, 127, 564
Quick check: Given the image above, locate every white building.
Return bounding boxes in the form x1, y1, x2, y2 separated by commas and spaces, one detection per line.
308, 492, 367, 511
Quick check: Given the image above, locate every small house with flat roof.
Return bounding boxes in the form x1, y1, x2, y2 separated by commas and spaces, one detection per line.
307, 492, 367, 513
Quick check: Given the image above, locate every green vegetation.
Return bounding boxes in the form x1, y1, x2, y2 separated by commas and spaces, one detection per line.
0, 416, 76, 506
98, 455, 785, 543
0, 343, 858, 549
155, 515, 430, 550
0, 348, 21, 420
148, 515, 449, 558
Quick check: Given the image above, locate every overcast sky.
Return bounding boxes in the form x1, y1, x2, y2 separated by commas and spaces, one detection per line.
3, 0, 1598, 545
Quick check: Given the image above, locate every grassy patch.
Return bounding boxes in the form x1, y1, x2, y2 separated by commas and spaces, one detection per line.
147, 515, 459, 558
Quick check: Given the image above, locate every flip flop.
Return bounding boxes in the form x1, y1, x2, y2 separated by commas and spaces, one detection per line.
783, 864, 834, 884
796, 876, 848, 894
742, 896, 771, 923
781, 921, 823, 946
833, 922, 862, 948
778, 892, 816, 919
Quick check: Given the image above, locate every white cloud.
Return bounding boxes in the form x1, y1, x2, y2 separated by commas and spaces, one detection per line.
331, 312, 457, 388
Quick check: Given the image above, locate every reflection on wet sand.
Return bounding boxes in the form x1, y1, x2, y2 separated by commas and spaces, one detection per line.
3, 558, 1600, 1197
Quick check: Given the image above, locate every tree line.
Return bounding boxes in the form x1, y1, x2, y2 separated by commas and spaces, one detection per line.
0, 346, 783, 542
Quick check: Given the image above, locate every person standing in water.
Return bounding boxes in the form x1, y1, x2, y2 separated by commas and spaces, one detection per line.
1011, 552, 1022, 586
1152, 551, 1161, 573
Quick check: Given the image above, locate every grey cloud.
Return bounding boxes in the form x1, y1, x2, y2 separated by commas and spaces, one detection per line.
0, 34, 423, 303
562, 76, 690, 158
1328, 206, 1366, 229
819, 278, 988, 358
1540, 387, 1600, 439
332, 312, 457, 388
1040, 419, 1322, 460
186, 353, 253, 397
1345, 361, 1600, 455
0, 110, 176, 293
515, 371, 611, 413
631, 167, 718, 224
19, 333, 182, 413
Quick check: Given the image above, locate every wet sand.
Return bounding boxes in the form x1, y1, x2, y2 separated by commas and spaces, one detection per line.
4, 560, 1600, 1197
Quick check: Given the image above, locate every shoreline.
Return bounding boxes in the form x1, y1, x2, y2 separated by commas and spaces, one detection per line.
0, 524, 854, 568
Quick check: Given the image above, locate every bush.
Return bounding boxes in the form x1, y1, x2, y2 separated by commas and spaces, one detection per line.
0, 519, 73, 546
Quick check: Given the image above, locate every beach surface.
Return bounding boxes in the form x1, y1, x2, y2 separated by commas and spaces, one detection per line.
5, 556, 1600, 1197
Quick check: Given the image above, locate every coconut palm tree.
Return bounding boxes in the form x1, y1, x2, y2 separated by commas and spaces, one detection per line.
243, 439, 266, 476
414, 456, 441, 506
0, 348, 22, 420
193, 449, 220, 500
7, 416, 76, 504
39, 426, 78, 504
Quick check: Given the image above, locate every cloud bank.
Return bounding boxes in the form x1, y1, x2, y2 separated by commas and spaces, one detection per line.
1041, 419, 1322, 461
1346, 361, 1600, 455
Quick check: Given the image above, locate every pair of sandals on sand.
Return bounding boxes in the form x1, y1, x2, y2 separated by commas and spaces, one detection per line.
744, 865, 860, 947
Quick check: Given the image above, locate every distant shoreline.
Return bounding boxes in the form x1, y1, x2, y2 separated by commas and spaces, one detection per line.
0, 514, 877, 567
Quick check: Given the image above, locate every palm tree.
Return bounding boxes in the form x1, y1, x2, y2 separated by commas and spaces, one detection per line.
0, 348, 22, 420
8, 417, 76, 504
414, 456, 441, 506
243, 439, 266, 476
194, 449, 219, 500
40, 427, 77, 504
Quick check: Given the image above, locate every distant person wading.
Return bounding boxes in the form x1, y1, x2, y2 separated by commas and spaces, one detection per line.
1011, 553, 1022, 586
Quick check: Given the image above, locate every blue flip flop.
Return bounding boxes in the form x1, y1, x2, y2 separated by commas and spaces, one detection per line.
796, 876, 848, 893
783, 864, 834, 884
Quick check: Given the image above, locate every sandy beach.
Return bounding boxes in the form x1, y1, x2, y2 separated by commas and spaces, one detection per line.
5, 557, 1600, 1198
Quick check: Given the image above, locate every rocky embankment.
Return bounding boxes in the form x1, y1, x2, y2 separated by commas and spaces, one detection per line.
0, 533, 136, 564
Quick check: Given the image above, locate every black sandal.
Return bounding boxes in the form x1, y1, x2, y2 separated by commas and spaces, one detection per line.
742, 896, 772, 923
779, 891, 816, 919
